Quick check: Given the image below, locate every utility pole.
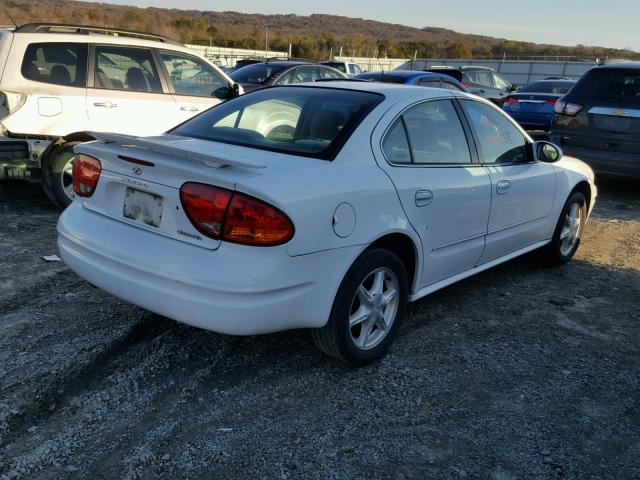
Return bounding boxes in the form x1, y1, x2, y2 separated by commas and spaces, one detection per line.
265, 26, 268, 59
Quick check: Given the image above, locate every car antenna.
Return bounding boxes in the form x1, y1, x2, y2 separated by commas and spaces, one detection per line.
4, 10, 17, 28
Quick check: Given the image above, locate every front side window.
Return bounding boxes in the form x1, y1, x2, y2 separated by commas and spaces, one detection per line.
401, 100, 472, 164
160, 51, 228, 97
462, 100, 529, 164
21, 42, 88, 87
466, 70, 494, 87
351, 64, 363, 75
319, 67, 345, 79
172, 87, 383, 159
493, 73, 511, 90
94, 46, 162, 93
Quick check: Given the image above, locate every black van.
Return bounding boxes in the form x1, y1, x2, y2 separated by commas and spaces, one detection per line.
549, 62, 640, 179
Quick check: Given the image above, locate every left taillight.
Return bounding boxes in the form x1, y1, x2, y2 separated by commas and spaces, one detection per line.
503, 96, 518, 107
180, 182, 294, 247
72, 154, 101, 197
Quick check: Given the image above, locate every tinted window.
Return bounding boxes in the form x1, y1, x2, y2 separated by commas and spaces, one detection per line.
382, 119, 411, 163
22, 43, 87, 87
94, 46, 162, 93
402, 100, 471, 164
519, 81, 574, 94
230, 64, 290, 84
419, 79, 442, 88
356, 74, 405, 84
172, 87, 383, 160
571, 69, 640, 104
160, 51, 227, 97
441, 81, 464, 92
462, 100, 528, 164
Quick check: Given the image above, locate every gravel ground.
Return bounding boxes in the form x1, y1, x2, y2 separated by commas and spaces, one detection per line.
0, 178, 639, 480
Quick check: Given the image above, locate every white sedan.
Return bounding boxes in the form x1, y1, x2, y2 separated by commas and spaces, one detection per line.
58, 82, 596, 365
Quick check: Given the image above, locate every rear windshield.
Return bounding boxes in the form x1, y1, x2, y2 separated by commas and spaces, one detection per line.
322, 62, 346, 73
229, 64, 290, 84
572, 69, 640, 104
518, 81, 574, 94
357, 74, 405, 84
171, 87, 384, 160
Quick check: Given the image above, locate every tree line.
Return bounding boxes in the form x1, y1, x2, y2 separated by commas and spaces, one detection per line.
1, 0, 638, 61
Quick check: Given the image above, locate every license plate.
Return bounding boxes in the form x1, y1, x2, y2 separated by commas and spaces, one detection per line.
598, 115, 632, 132
123, 187, 163, 228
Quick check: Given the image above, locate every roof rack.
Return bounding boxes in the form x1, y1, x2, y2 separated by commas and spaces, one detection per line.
14, 23, 182, 46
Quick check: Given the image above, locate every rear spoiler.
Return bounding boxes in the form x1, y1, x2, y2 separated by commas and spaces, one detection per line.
89, 132, 266, 170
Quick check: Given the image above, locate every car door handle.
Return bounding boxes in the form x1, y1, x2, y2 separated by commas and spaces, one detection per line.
180, 106, 200, 112
415, 190, 434, 207
93, 101, 117, 108
496, 180, 511, 195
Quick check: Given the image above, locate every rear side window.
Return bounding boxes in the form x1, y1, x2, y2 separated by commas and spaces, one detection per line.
383, 100, 472, 165
418, 78, 442, 88
172, 87, 383, 160
442, 81, 464, 92
22, 43, 88, 87
571, 70, 640, 105
93, 46, 162, 93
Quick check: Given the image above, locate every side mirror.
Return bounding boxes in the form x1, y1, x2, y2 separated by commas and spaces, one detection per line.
213, 84, 241, 100
534, 141, 563, 163
509, 84, 518, 92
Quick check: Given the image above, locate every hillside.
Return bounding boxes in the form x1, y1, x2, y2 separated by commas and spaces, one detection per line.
1, 0, 638, 60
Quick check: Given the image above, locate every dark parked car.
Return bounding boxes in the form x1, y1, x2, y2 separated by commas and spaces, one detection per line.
549, 62, 640, 179
503, 79, 575, 130
425, 66, 516, 105
354, 70, 467, 91
229, 61, 347, 92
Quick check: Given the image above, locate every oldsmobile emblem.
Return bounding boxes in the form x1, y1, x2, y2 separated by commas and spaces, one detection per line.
613, 108, 627, 117
131, 167, 142, 175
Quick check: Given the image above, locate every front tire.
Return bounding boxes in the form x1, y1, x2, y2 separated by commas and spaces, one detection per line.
42, 142, 81, 209
311, 248, 408, 365
544, 191, 587, 264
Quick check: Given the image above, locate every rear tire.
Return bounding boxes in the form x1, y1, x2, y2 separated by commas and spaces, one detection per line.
543, 191, 587, 264
42, 142, 81, 209
311, 248, 408, 365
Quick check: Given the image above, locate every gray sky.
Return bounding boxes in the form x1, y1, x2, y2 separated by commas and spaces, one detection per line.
86, 0, 640, 51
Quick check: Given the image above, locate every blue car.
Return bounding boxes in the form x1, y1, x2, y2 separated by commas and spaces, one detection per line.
354, 70, 467, 92
502, 79, 575, 131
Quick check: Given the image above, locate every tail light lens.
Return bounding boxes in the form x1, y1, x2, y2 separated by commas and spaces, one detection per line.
180, 182, 294, 246
554, 99, 583, 116
503, 96, 518, 107
462, 82, 471, 89
72, 154, 101, 197
546, 98, 558, 106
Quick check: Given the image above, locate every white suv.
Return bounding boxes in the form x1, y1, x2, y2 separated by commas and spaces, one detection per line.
0, 23, 241, 207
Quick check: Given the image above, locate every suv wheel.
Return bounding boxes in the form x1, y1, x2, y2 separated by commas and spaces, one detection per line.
42, 142, 81, 209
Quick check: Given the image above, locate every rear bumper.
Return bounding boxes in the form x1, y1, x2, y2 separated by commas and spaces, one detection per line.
507, 111, 553, 130
0, 136, 51, 181
58, 203, 359, 335
550, 134, 640, 179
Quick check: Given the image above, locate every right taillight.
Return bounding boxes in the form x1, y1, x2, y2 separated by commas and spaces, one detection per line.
72, 154, 101, 197
503, 96, 518, 107
554, 99, 583, 116
180, 182, 294, 246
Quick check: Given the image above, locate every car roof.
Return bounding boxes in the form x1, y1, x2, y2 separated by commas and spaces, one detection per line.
284, 80, 474, 103
259, 60, 314, 67
593, 61, 640, 70
358, 70, 454, 80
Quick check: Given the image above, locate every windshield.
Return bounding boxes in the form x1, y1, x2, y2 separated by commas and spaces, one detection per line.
230, 64, 290, 84
322, 62, 346, 73
171, 87, 384, 160
572, 69, 640, 104
519, 81, 574, 94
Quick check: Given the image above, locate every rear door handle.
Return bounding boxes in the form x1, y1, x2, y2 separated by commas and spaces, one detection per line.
496, 180, 511, 195
415, 190, 434, 207
93, 101, 117, 108
180, 106, 200, 112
